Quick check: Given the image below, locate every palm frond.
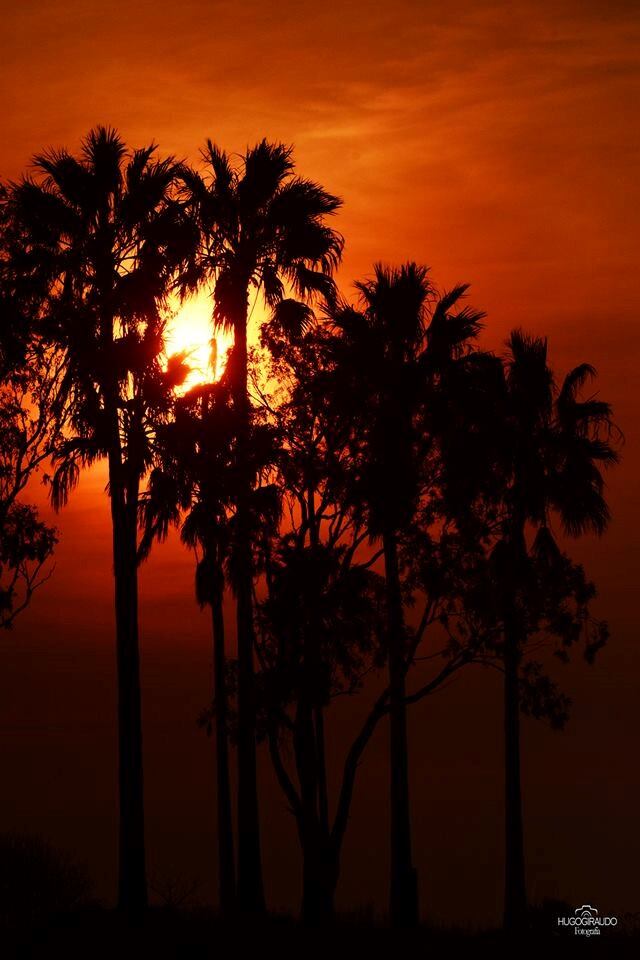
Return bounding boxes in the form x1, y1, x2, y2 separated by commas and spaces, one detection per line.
270, 177, 342, 225
31, 151, 94, 211
81, 125, 126, 196
202, 140, 234, 194
240, 140, 294, 209
558, 363, 597, 405
268, 299, 315, 340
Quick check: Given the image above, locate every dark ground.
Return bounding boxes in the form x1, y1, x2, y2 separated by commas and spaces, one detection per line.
1, 835, 637, 957
3, 905, 639, 960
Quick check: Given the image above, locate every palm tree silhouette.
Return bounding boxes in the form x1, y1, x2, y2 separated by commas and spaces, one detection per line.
326, 265, 484, 926
6, 128, 195, 914
141, 381, 238, 914
180, 140, 342, 912
494, 330, 619, 931
141, 376, 280, 914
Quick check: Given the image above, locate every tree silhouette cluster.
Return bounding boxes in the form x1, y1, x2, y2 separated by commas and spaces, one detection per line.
0, 128, 620, 933
0, 194, 60, 630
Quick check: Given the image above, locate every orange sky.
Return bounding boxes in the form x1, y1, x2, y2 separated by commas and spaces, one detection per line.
1, 0, 639, 926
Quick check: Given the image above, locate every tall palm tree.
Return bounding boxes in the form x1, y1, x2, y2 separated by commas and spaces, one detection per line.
181, 141, 342, 912
140, 381, 237, 914
496, 330, 618, 931
6, 128, 195, 914
140, 374, 281, 915
327, 265, 484, 926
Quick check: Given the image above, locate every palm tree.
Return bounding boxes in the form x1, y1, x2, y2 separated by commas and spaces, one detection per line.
327, 265, 484, 926
181, 141, 342, 912
140, 374, 281, 915
6, 128, 195, 914
140, 381, 237, 913
495, 330, 619, 931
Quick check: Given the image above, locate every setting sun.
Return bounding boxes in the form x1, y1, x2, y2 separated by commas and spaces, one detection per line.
165, 293, 234, 390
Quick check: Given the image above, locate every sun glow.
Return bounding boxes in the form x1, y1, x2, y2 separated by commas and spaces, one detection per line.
165, 293, 234, 392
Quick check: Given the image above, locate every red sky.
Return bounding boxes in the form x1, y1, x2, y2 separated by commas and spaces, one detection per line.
1, 0, 639, 926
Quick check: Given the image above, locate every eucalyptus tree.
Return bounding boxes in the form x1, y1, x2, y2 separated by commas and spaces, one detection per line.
325, 265, 485, 926
0, 189, 67, 629
5, 128, 196, 913
181, 141, 342, 911
255, 317, 382, 923
0, 361, 59, 630
252, 316, 487, 923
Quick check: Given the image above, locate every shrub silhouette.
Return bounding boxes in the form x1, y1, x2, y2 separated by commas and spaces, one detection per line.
0, 833, 91, 935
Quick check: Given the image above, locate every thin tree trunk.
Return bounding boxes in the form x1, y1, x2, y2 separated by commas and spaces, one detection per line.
109, 461, 147, 916
295, 702, 337, 926
211, 581, 235, 914
300, 482, 334, 925
301, 829, 338, 925
383, 530, 418, 928
295, 689, 319, 919
503, 615, 526, 932
315, 707, 329, 838
232, 299, 265, 913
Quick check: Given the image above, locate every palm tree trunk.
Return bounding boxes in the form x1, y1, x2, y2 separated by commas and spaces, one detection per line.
109, 459, 147, 916
232, 298, 265, 914
211, 582, 235, 914
503, 615, 526, 932
96, 237, 146, 915
383, 530, 418, 928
